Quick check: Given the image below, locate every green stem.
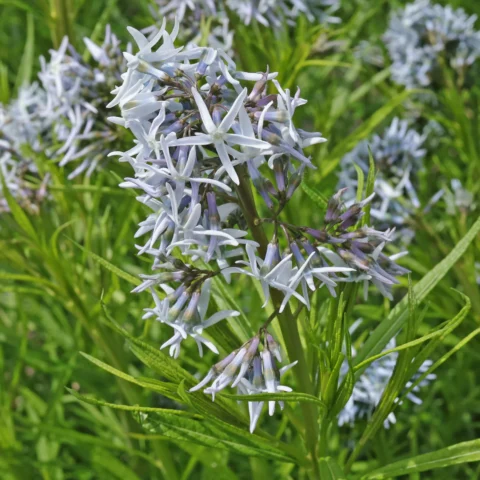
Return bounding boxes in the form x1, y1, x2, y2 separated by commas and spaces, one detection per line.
51, 0, 75, 48
234, 165, 320, 479
318, 418, 329, 458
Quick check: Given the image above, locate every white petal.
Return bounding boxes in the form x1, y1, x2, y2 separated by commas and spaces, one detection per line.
192, 87, 216, 133
219, 88, 247, 131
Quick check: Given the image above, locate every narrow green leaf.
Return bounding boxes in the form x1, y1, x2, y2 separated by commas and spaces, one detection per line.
332, 367, 354, 417
67, 388, 195, 416
362, 439, 480, 479
353, 163, 365, 203
319, 457, 347, 479
331, 314, 355, 416
323, 354, 345, 412
69, 238, 140, 286
347, 282, 418, 471
302, 182, 328, 209
137, 405, 298, 463
1, 173, 39, 242
355, 215, 480, 370
50, 219, 76, 259
79, 352, 177, 398
301, 59, 353, 68
355, 292, 470, 372
400, 325, 480, 405
37, 424, 165, 469
362, 148, 376, 226
128, 342, 194, 384
14, 12, 35, 91
0, 62, 10, 103
90, 448, 142, 480
220, 391, 326, 409
0, 0, 35, 11
0, 273, 58, 291
348, 68, 391, 106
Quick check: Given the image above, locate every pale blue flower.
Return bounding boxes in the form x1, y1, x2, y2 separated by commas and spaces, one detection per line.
384, 0, 480, 88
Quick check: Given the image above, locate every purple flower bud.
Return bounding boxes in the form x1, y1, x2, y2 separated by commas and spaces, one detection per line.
251, 355, 264, 389
338, 248, 369, 271
176, 145, 189, 171
179, 194, 191, 212
290, 241, 305, 265
190, 182, 200, 204
164, 113, 177, 124
248, 70, 269, 102
266, 333, 281, 362
207, 192, 220, 227
273, 158, 286, 191
339, 204, 363, 230
247, 161, 274, 209
259, 127, 282, 145
212, 106, 222, 126
254, 110, 290, 123
306, 228, 328, 242
325, 189, 346, 223
257, 94, 277, 107
162, 119, 184, 135
302, 241, 323, 268
213, 351, 238, 375
160, 220, 175, 252
286, 165, 304, 199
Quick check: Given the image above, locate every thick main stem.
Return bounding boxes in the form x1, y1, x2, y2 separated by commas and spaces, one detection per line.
234, 166, 320, 478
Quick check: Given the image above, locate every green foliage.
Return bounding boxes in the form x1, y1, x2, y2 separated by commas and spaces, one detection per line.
362, 439, 480, 479
1, 0, 480, 479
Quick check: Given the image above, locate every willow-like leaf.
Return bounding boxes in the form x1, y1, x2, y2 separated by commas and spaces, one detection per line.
355, 215, 480, 372
362, 439, 480, 479
69, 238, 140, 286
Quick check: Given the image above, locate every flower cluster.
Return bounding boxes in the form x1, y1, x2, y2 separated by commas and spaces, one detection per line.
191, 330, 296, 432
338, 118, 427, 244
225, 0, 341, 27
39, 27, 127, 178
0, 27, 128, 212
444, 179, 476, 215
384, 0, 480, 88
146, 1, 234, 55
354, 40, 385, 68
0, 83, 50, 213
148, 0, 340, 57
109, 20, 409, 432
339, 336, 436, 428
